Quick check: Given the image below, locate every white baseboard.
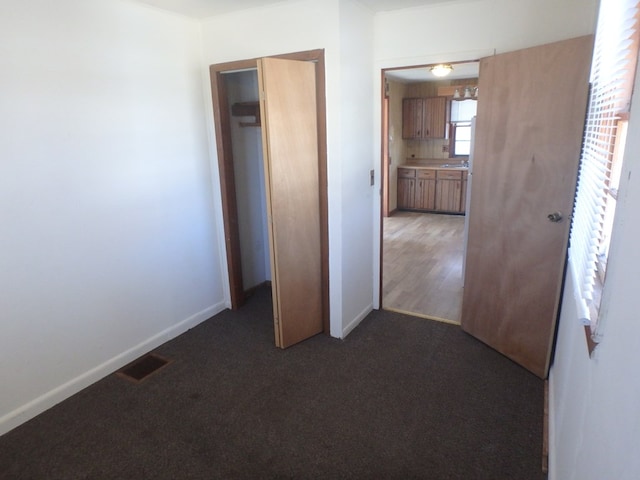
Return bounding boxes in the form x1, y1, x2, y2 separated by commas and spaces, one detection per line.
342, 303, 373, 338
0, 300, 226, 437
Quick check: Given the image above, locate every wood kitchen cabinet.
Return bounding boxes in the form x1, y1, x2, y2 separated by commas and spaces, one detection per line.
415, 169, 437, 210
402, 99, 422, 140
397, 168, 416, 209
397, 167, 466, 214
461, 170, 468, 212
423, 97, 447, 139
402, 97, 447, 139
435, 170, 465, 213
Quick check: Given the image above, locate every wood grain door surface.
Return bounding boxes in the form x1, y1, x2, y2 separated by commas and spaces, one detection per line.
416, 170, 436, 210
257, 58, 323, 348
422, 97, 447, 138
461, 36, 593, 378
402, 98, 422, 139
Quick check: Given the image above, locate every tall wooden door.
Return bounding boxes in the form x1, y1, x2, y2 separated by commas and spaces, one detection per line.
461, 36, 593, 378
257, 58, 323, 348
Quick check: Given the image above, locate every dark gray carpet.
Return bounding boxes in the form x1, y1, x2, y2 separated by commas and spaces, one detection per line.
0, 287, 545, 479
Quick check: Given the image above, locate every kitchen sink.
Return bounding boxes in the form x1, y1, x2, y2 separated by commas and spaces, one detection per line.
440, 163, 469, 168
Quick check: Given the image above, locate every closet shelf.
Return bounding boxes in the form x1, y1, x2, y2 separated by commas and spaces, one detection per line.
231, 101, 261, 127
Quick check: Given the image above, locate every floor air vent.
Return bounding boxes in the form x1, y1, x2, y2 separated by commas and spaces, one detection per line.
117, 353, 172, 383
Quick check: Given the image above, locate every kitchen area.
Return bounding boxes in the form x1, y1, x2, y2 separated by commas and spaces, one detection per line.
382, 62, 478, 322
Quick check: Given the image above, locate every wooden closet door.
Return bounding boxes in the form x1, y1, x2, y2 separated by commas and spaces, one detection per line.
257, 57, 323, 348
461, 36, 593, 378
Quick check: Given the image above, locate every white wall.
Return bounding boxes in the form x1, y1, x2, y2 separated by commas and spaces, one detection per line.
0, 0, 224, 435
339, 0, 376, 335
549, 53, 640, 480
201, 0, 376, 338
375, 0, 597, 68
371, 0, 598, 306
225, 70, 271, 289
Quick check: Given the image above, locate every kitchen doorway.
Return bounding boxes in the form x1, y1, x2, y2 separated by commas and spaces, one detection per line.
380, 62, 479, 323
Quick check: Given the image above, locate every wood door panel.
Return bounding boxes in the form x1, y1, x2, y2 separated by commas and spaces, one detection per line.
461, 172, 468, 214
435, 179, 461, 212
416, 179, 436, 210
461, 36, 593, 377
398, 178, 416, 209
423, 97, 447, 138
258, 57, 323, 348
402, 98, 426, 139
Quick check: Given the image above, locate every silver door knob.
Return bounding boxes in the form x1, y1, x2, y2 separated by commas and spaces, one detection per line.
547, 212, 563, 223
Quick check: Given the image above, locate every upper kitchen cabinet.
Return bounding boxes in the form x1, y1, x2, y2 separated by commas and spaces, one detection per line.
402, 96, 447, 139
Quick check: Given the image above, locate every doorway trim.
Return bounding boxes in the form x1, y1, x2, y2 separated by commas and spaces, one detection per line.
209, 49, 329, 334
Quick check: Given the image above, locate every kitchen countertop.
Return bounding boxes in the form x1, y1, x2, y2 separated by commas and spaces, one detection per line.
400, 164, 469, 171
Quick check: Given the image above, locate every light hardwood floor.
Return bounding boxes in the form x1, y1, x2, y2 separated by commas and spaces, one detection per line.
383, 211, 465, 323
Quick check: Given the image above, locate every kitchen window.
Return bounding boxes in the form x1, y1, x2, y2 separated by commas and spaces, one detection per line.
449, 99, 476, 157
452, 122, 472, 155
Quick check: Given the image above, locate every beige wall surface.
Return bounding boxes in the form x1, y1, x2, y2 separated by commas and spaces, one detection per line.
386, 79, 407, 213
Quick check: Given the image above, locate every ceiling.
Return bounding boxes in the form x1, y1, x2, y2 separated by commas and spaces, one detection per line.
128, 0, 478, 82
385, 62, 479, 83
129, 0, 464, 18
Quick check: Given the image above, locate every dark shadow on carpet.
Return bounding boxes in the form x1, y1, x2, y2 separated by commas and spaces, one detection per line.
0, 286, 545, 479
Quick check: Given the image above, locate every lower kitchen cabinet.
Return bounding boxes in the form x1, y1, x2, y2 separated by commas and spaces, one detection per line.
415, 169, 437, 210
397, 167, 467, 214
435, 170, 464, 213
397, 168, 416, 209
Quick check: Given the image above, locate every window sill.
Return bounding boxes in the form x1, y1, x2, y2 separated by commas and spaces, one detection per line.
584, 323, 599, 355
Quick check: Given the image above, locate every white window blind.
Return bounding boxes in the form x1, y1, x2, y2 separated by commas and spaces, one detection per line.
569, 0, 640, 332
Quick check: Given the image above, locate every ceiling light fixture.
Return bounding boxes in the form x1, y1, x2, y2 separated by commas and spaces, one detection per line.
430, 64, 453, 77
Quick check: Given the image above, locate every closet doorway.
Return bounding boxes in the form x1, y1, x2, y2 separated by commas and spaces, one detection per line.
209, 50, 329, 347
